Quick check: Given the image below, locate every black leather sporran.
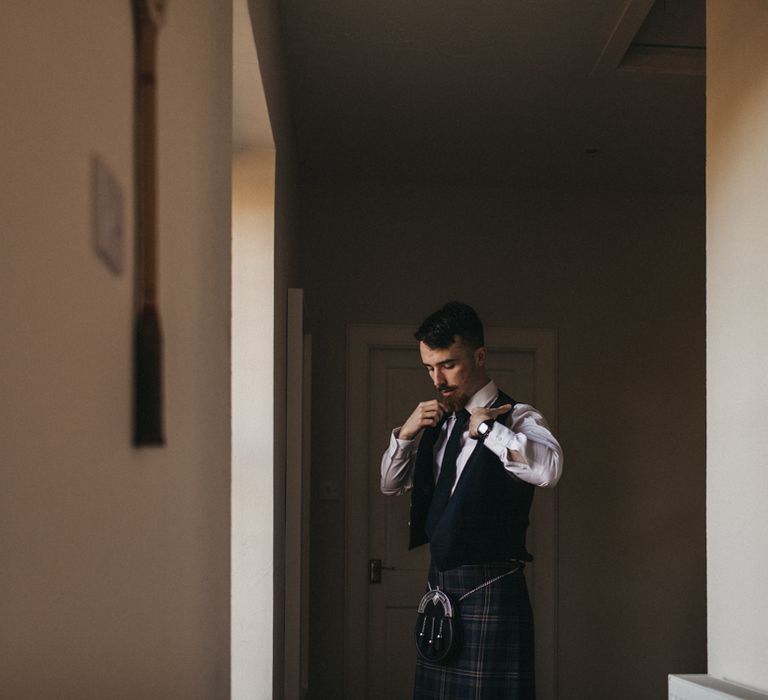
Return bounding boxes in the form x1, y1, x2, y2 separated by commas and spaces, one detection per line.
414, 587, 460, 663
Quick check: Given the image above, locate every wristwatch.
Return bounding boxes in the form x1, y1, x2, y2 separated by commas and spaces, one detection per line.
476, 420, 494, 440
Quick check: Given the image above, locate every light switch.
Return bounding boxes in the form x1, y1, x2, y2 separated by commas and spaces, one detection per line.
91, 154, 124, 275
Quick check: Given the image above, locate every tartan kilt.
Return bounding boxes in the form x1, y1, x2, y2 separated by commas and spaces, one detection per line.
414, 562, 535, 700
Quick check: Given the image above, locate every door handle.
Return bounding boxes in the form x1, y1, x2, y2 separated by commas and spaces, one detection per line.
369, 558, 396, 584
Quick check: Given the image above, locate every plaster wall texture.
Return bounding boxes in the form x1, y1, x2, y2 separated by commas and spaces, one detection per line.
0, 2, 232, 697
232, 148, 276, 700
707, 1, 768, 691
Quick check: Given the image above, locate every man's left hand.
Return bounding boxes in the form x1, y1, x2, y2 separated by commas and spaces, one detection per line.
468, 404, 513, 438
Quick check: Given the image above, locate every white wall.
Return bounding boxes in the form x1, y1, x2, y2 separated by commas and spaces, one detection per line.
707, 1, 768, 691
231, 149, 276, 699
0, 2, 232, 698
243, 2, 304, 692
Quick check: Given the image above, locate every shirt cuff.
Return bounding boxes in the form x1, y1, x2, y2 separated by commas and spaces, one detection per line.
390, 428, 415, 456
482, 422, 526, 461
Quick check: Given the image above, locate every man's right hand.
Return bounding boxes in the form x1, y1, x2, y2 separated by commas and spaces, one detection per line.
398, 400, 447, 441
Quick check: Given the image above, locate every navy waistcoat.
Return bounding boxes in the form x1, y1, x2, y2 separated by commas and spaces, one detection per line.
409, 390, 534, 571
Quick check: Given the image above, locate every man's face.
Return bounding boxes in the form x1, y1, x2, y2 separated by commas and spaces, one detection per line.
419, 337, 488, 411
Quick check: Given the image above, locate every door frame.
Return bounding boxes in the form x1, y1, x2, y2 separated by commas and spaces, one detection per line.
285, 289, 311, 700
344, 324, 559, 698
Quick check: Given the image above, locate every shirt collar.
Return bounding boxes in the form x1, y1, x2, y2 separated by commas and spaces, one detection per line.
464, 379, 498, 413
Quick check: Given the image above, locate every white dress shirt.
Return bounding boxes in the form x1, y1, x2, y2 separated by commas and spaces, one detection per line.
380, 380, 562, 496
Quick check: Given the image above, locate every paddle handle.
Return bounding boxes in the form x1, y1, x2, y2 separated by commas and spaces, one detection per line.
132, 0, 166, 446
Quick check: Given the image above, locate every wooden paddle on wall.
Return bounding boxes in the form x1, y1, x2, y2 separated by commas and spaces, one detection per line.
132, 0, 166, 445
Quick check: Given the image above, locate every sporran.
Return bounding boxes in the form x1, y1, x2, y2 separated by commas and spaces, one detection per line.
414, 587, 459, 663
414, 565, 521, 664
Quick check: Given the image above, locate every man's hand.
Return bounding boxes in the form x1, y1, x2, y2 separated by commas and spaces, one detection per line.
468, 404, 513, 438
399, 400, 447, 441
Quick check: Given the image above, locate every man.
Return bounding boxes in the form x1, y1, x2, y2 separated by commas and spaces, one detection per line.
380, 301, 562, 699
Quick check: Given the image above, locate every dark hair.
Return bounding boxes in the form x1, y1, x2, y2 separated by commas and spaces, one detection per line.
414, 301, 485, 350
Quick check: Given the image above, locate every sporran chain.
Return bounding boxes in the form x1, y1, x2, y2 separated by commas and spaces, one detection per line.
428, 564, 520, 602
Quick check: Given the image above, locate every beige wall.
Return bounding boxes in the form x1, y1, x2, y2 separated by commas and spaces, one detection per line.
707, 2, 768, 691
300, 183, 706, 698
232, 149, 276, 699
244, 3, 303, 694
0, 3, 232, 698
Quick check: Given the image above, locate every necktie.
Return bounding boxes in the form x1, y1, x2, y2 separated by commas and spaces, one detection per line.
425, 409, 470, 537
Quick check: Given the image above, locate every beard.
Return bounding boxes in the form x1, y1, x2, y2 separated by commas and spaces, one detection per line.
436, 387, 469, 412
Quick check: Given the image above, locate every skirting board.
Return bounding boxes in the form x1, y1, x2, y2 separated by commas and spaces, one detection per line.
669, 675, 768, 700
